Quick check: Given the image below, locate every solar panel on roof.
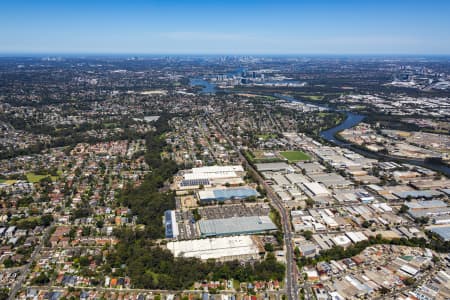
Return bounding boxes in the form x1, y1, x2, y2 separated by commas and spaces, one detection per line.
180, 179, 210, 187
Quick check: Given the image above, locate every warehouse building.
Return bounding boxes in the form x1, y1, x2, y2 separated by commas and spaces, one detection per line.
166, 235, 262, 261
302, 182, 330, 197
164, 210, 179, 239
405, 199, 447, 210
394, 190, 444, 200
191, 165, 244, 174
428, 226, 450, 241
178, 165, 245, 189
332, 235, 352, 248
298, 243, 317, 257
345, 231, 368, 244
255, 162, 293, 172
198, 187, 259, 203
405, 200, 450, 222
198, 216, 277, 237
308, 172, 353, 189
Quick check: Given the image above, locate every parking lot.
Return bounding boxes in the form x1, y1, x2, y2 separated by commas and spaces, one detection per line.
174, 204, 272, 240
199, 203, 271, 220
176, 210, 200, 240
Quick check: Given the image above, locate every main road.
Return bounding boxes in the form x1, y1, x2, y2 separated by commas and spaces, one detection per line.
8, 224, 54, 300
206, 112, 300, 300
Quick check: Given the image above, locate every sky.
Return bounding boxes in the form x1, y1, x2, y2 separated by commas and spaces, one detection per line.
1, 0, 450, 55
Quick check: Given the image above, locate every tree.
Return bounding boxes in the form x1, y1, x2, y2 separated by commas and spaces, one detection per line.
399, 204, 409, 214
264, 243, 274, 252
362, 220, 372, 228
31, 272, 50, 285
79, 256, 90, 267
96, 219, 104, 228
302, 230, 313, 240
41, 214, 53, 226
403, 277, 416, 286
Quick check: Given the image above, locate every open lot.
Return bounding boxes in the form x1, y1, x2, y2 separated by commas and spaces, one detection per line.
280, 150, 310, 162
245, 150, 282, 163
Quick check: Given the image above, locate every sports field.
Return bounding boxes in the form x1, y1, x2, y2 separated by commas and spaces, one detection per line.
26, 172, 58, 183
280, 151, 310, 162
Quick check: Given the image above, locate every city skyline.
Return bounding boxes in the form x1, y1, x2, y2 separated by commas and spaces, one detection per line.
1, 0, 450, 55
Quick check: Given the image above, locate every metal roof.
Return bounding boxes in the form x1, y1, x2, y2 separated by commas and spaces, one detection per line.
198, 187, 258, 202
198, 216, 277, 237
429, 226, 450, 241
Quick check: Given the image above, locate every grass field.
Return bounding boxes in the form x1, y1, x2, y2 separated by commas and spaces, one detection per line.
280, 151, 310, 162
26, 172, 58, 183
245, 150, 283, 163
0, 179, 17, 185
302, 95, 324, 101
257, 133, 277, 141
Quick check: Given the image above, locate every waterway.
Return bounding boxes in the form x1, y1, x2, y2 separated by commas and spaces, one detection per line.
189, 68, 245, 94
190, 78, 450, 175
189, 78, 217, 94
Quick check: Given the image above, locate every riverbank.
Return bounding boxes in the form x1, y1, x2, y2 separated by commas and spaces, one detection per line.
189, 77, 450, 175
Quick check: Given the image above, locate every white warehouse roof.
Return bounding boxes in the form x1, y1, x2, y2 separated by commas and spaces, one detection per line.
191, 165, 244, 174
184, 171, 238, 180
345, 231, 368, 243
303, 182, 330, 196
167, 235, 260, 260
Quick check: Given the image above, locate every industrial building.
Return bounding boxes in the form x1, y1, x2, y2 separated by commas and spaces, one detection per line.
308, 172, 353, 189
345, 231, 368, 244
198, 216, 277, 237
405, 200, 450, 222
405, 200, 448, 210
394, 190, 444, 200
298, 243, 317, 257
198, 187, 259, 203
178, 165, 245, 189
428, 226, 450, 241
164, 210, 179, 239
255, 162, 293, 172
302, 182, 330, 197
166, 235, 262, 261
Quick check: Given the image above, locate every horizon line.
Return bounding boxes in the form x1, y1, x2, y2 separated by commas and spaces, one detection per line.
1, 52, 450, 58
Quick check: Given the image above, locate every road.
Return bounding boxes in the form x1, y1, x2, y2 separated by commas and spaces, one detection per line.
26, 285, 284, 299
8, 224, 53, 300
207, 112, 300, 300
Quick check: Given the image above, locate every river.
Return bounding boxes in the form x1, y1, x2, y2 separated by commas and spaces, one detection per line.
282, 95, 450, 175
189, 78, 217, 94
189, 78, 450, 175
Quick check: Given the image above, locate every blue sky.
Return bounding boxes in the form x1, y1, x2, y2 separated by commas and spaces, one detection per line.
1, 0, 450, 54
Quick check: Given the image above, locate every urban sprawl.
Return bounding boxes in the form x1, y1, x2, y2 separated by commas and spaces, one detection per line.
0, 56, 449, 300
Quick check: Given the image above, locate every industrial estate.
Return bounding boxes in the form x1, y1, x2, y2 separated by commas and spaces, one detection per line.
0, 55, 449, 300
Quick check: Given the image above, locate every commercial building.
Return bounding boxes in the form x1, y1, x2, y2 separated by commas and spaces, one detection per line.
198, 216, 277, 237
166, 235, 261, 261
